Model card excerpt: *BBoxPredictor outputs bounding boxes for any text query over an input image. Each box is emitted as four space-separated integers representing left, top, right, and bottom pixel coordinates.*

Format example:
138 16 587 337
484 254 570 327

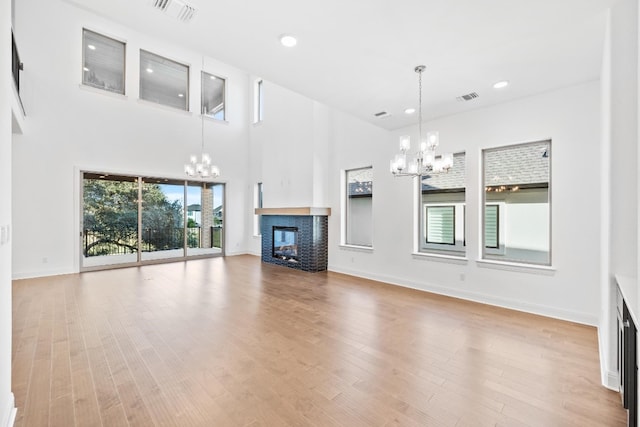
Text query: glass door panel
141 178 185 261
82 173 139 268
186 182 224 256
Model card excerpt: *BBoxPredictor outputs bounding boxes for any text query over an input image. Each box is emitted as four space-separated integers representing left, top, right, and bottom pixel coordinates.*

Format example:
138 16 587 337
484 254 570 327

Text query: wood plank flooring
12 255 626 426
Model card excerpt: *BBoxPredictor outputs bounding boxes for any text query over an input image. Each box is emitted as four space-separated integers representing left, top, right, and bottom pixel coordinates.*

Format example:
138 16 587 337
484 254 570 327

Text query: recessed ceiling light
210 75 217 80
87 44 96 50
280 34 297 47
178 93 184 97
83 67 89 72
404 108 416 114
146 68 154 73
493 80 509 89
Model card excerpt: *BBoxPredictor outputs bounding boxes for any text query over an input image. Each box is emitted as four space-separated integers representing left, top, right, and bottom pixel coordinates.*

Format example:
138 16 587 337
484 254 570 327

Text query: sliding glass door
141 178 185 262
80 172 225 270
186 182 224 256
82 173 139 268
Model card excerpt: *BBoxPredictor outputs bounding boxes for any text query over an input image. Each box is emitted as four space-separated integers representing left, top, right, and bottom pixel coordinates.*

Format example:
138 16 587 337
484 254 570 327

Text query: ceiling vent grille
151 0 170 11
456 92 479 102
374 111 391 118
175 3 196 22
150 0 197 23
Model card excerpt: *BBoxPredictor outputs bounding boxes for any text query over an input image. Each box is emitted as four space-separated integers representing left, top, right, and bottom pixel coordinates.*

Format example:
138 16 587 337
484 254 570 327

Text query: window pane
202 71 225 120
254 79 264 122
254 182 263 236
420 152 466 256
141 178 185 261
140 50 189 110
82 29 125 94
483 141 550 265
82 173 138 268
345 167 373 246
485 205 499 248
426 206 455 244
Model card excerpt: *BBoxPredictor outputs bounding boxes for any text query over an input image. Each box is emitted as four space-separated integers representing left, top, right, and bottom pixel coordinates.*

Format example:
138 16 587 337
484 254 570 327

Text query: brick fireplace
256 207 330 272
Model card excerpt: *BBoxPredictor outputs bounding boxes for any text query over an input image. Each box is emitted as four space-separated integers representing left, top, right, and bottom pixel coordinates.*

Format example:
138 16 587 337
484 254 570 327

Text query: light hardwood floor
12 255 626 426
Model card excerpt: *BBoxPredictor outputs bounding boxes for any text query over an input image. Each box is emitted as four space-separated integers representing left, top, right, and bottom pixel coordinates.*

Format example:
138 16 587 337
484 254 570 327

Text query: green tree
83 179 183 256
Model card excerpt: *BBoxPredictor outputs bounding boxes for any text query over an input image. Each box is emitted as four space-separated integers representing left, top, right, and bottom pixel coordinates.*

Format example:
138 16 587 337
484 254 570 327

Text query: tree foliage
83 179 183 256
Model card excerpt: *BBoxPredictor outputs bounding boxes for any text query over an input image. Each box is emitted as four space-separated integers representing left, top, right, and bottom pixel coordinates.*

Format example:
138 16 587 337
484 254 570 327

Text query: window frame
81 28 126 95
481 140 551 266
417 152 466 257
139 49 190 111
254 79 264 123
254 182 263 236
343 166 373 248
201 70 226 120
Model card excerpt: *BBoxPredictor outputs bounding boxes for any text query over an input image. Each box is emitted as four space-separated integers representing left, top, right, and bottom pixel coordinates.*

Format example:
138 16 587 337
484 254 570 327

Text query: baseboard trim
12 267 74 280
328 265 598 326
1 393 16 427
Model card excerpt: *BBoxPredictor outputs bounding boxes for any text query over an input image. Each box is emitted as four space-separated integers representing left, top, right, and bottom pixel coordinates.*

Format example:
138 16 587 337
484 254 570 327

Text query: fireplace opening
273 226 299 262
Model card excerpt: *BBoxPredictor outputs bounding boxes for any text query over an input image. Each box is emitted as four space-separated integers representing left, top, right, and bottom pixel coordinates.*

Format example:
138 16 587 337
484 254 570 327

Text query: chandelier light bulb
399 135 411 152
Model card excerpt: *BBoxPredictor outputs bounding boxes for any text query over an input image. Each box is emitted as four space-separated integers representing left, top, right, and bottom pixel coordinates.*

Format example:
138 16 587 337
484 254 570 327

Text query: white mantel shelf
255 207 331 216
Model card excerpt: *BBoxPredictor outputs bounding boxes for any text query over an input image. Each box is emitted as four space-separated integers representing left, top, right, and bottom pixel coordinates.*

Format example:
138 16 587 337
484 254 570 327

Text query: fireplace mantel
255 207 331 216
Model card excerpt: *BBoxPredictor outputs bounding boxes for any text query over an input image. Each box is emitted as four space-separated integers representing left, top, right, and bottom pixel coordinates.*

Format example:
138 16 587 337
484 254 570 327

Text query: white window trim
253 182 263 237
201 70 227 121
480 140 552 266
81 28 127 96
139 49 191 112
342 166 373 248
253 78 264 123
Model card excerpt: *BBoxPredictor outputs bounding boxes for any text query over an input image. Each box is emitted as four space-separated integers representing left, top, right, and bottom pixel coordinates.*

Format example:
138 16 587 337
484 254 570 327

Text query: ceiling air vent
149 0 197 23
151 0 170 12
456 92 479 102
374 111 391 118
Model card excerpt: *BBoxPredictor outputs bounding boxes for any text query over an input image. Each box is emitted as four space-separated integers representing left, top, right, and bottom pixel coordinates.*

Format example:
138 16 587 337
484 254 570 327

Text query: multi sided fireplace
273 226 299 262
255 208 331 272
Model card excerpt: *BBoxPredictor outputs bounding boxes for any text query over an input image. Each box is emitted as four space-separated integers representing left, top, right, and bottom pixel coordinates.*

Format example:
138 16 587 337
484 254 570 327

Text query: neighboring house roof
422 152 466 192
484 141 550 187
187 204 201 212
422 142 550 192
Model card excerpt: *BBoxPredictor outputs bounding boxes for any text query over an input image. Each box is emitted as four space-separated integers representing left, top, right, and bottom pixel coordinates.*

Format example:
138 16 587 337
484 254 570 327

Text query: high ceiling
62 0 619 130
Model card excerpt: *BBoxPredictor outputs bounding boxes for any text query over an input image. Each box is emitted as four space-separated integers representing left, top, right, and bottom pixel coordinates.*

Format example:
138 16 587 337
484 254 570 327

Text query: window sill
203 114 229 125
412 252 468 265
339 244 373 253
79 83 127 100
252 120 263 127
476 259 555 275
137 98 193 116
253 234 262 239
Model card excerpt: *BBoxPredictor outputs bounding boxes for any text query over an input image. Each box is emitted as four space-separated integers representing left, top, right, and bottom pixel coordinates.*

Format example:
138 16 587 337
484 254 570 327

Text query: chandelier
390 65 453 176
184 92 220 179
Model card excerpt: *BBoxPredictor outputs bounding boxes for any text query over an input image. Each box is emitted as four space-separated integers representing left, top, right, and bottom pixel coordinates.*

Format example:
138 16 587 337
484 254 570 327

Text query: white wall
1 0 16 425
330 81 602 325
12 0 252 278
247 81 333 255
599 0 639 390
